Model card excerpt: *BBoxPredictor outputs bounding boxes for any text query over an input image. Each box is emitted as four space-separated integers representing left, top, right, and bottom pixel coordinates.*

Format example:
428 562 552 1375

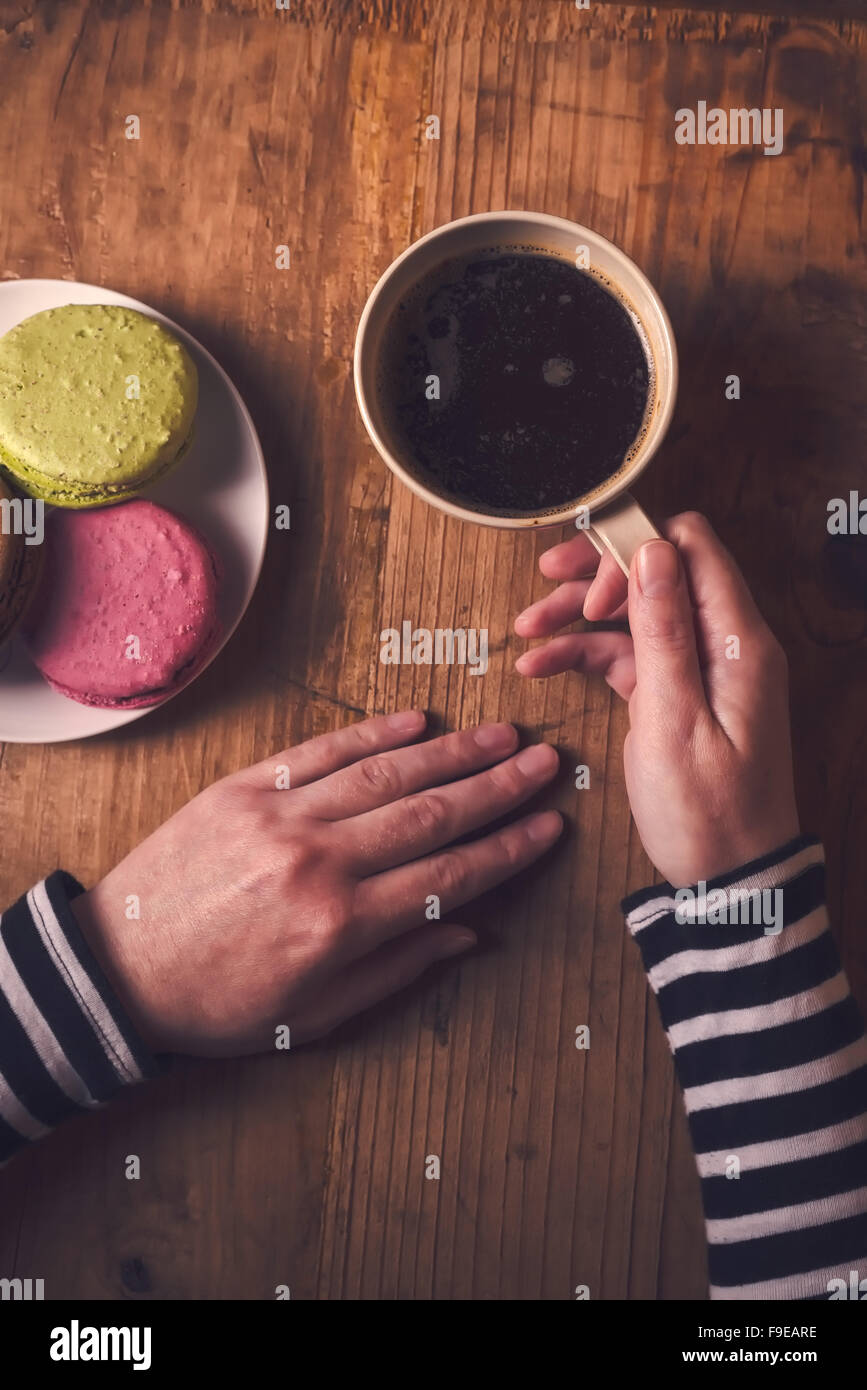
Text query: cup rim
354 210 678 530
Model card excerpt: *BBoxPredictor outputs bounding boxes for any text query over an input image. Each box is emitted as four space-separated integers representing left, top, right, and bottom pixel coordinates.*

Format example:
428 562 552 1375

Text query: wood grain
0 0 864 1300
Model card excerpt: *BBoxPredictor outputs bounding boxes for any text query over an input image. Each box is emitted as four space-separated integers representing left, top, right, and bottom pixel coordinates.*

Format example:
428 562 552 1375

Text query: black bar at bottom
2 1296 862 1377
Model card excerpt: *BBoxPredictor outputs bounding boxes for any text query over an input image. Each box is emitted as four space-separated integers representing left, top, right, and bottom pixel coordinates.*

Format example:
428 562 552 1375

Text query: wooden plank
0 0 864 1302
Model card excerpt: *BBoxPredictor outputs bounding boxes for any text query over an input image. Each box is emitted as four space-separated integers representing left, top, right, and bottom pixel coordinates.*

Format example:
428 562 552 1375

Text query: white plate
0 280 269 744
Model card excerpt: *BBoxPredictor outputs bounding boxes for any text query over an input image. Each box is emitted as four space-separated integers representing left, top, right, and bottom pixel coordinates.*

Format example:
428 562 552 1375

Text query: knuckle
488 759 525 797
281 834 318 878
314 892 349 942
353 719 385 753
672 509 710 537
451 729 482 766
242 799 284 849
357 754 402 798
223 776 262 811
643 610 694 652
434 849 467 900
500 826 526 869
404 791 449 838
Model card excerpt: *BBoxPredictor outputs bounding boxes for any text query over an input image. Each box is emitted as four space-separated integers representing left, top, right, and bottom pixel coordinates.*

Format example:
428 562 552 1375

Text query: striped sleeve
622 834 867 1300
0 871 160 1166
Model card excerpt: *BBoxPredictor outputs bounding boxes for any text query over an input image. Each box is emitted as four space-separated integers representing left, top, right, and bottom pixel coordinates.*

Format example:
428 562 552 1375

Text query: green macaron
0 304 198 507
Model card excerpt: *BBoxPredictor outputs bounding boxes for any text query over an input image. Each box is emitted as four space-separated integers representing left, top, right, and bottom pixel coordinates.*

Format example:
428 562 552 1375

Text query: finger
662 511 770 666
515 579 625 638
628 538 707 727
515 632 636 699
538 532 601 581
289 925 476 1042
238 709 428 790
353 809 563 950
515 581 588 637
299 721 520 820
659 511 788 736
342 741 560 872
582 550 629 622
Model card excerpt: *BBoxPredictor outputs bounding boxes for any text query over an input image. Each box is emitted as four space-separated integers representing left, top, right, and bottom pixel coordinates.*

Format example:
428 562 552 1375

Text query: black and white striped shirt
624 834 867 1299
0 870 158 1162
1 839 865 1298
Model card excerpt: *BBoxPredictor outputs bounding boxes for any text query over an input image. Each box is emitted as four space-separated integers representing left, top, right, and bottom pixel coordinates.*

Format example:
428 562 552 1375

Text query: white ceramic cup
354 211 678 575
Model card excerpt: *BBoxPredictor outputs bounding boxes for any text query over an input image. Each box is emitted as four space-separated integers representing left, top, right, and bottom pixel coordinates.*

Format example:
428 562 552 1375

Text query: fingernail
514 654 531 675
526 810 563 842
637 540 678 597
474 722 515 749
582 577 600 618
515 743 557 774
514 606 535 632
441 931 476 956
388 710 425 731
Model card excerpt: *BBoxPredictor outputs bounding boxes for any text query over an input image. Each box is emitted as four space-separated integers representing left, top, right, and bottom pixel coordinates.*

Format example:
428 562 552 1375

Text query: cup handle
585 492 661 578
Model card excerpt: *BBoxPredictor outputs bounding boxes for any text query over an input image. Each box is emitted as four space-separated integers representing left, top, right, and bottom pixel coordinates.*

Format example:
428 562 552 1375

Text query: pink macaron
24 500 220 708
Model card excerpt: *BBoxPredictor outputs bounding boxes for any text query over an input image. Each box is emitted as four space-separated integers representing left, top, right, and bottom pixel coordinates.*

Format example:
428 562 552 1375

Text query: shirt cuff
622 833 825 948
0 870 161 1164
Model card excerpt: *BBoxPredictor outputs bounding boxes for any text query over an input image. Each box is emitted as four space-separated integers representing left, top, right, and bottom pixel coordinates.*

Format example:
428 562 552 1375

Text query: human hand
514 512 800 886
72 712 562 1056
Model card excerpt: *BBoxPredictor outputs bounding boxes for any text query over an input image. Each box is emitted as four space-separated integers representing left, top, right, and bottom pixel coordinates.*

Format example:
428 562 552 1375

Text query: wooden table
1 0 865 1301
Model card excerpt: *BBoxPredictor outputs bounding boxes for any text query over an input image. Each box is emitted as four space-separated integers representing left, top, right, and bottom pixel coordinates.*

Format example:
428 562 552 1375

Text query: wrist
678 817 802 887
624 830 818 917
641 794 801 887
71 886 165 1055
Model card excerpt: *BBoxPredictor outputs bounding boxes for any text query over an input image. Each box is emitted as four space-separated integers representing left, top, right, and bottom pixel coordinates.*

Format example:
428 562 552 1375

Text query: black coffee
377 247 653 514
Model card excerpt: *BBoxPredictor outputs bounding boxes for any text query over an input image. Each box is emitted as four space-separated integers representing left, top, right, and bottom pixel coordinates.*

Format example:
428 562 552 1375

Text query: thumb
628 539 707 722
